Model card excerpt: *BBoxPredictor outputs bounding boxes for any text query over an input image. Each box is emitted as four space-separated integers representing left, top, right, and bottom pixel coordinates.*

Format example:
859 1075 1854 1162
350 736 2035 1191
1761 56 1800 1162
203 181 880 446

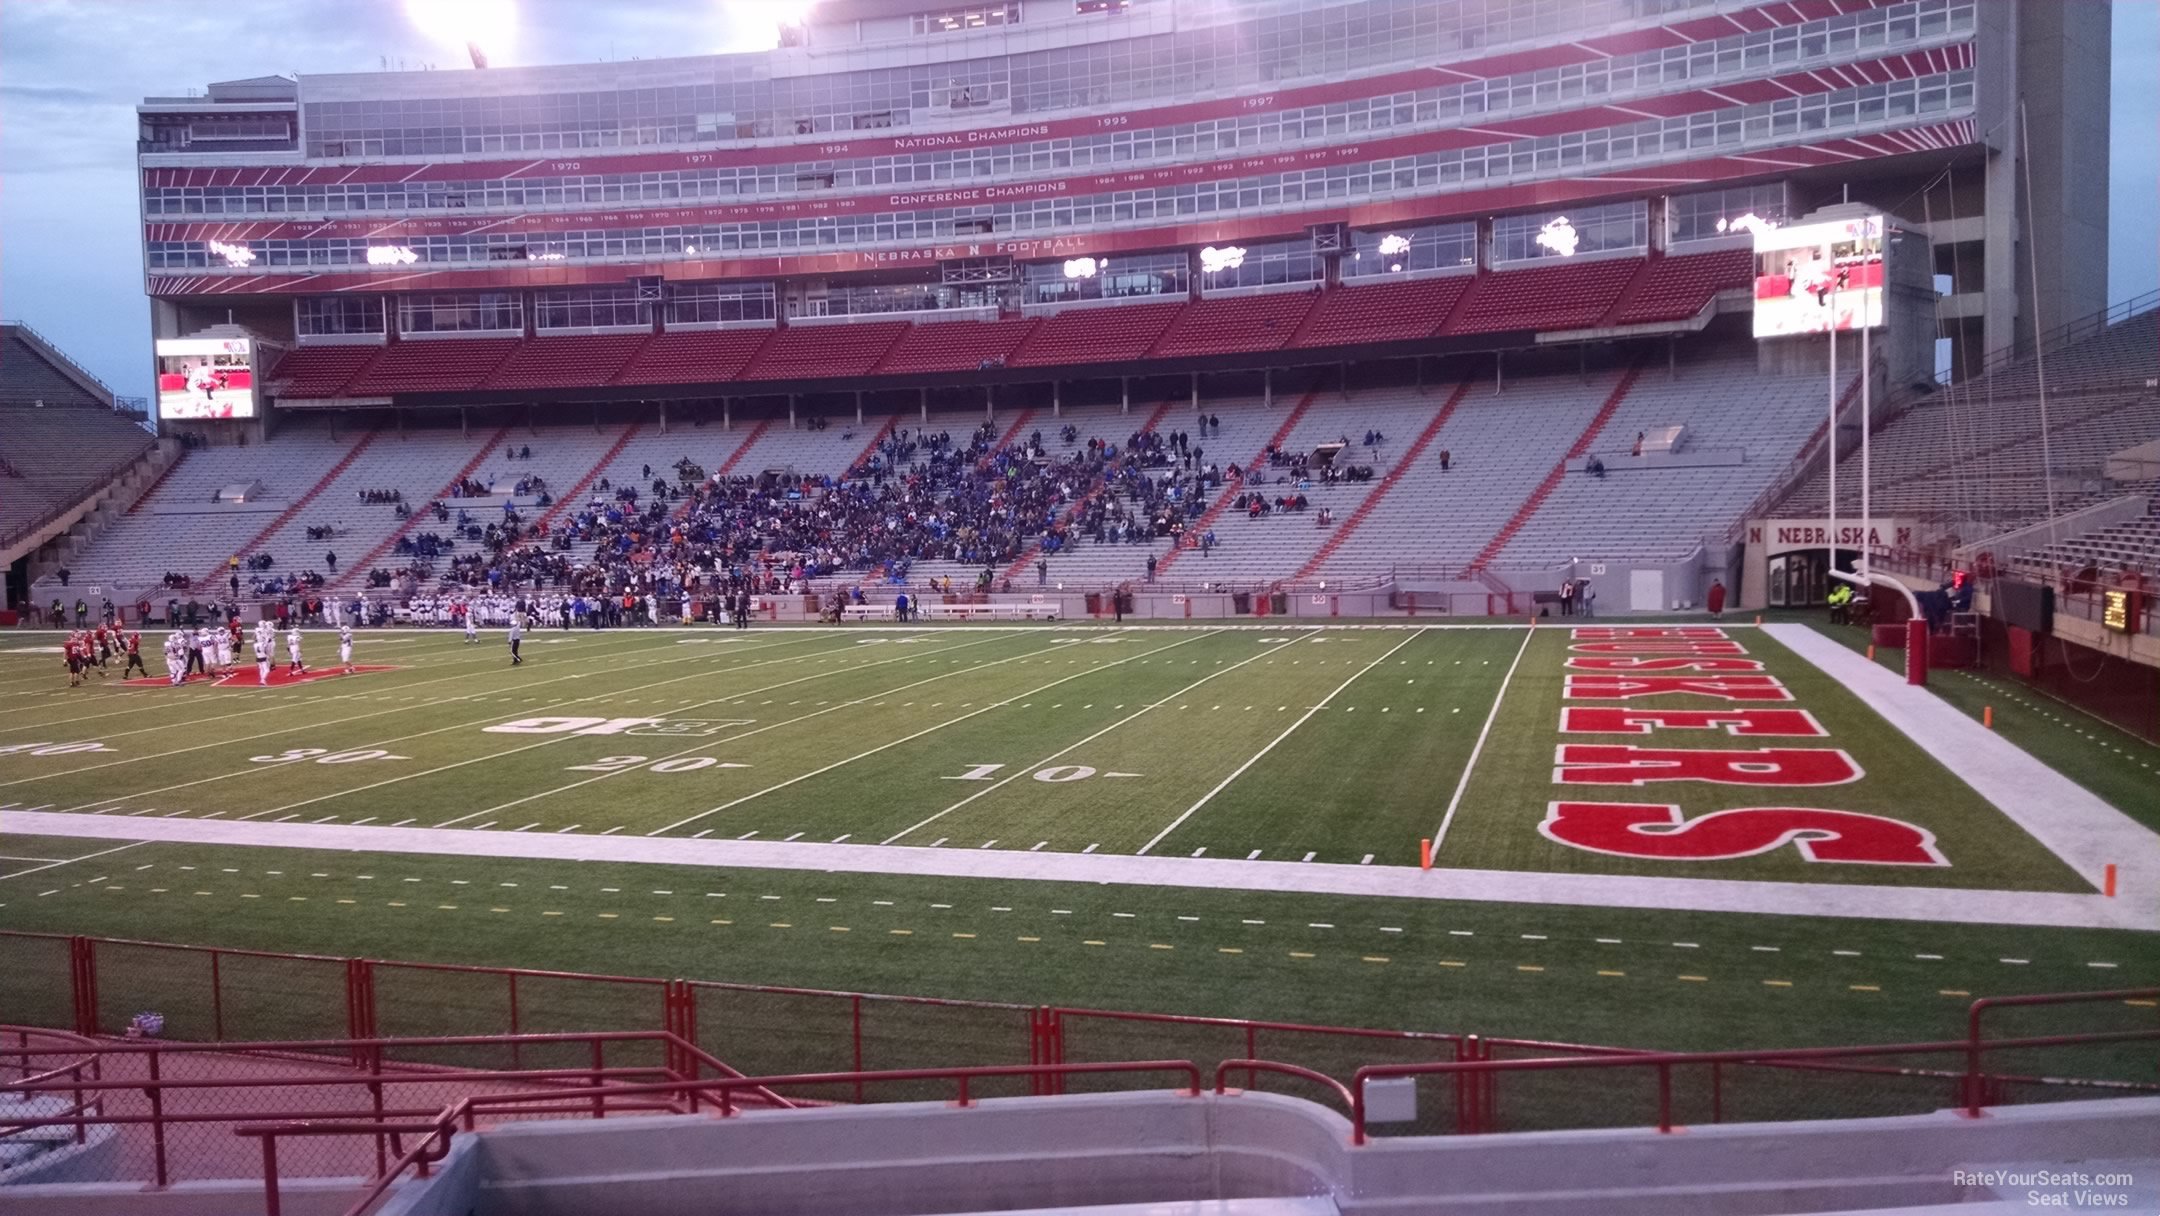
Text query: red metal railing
1348 1027 2160 1144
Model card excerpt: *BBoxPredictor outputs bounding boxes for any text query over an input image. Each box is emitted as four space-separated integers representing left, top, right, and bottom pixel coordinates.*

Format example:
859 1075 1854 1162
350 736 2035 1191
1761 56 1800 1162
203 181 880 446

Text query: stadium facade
135 0 2108 429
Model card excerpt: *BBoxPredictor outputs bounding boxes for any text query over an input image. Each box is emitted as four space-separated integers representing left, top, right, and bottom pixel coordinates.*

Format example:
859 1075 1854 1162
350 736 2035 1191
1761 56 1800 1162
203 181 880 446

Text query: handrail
1348 1027 2160 1144
1211 1059 1355 1114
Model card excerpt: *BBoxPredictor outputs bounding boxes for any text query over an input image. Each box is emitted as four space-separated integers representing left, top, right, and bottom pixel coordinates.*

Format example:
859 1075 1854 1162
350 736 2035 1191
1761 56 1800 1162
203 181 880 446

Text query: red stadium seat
1291 276 1473 349
1148 290 1319 358
1447 259 1644 336
264 345 381 399
1611 248 1753 326
875 317 1040 375
740 321 909 381
1007 300 1186 367
343 338 523 395
611 330 770 387
485 334 652 390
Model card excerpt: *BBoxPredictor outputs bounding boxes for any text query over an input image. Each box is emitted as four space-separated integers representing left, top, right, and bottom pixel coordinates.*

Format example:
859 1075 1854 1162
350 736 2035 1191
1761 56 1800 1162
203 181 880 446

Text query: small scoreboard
2100 588 2139 635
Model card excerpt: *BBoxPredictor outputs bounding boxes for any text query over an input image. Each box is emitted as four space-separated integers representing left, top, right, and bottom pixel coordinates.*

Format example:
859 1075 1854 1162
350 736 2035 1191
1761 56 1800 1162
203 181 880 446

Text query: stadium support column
1052 381 1061 418
659 401 669 435
1190 372 1199 416
920 389 928 426
855 391 863 427
1121 377 1130 415
723 398 731 431
1264 368 1273 409
985 385 993 423
789 395 797 429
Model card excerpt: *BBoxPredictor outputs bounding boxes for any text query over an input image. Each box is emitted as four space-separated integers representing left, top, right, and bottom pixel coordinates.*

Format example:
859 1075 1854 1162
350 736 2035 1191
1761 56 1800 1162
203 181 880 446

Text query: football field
2 620 2155 1054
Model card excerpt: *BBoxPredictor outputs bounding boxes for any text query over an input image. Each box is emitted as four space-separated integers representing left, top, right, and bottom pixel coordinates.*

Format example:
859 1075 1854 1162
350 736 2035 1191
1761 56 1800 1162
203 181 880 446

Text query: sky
1 0 2154 406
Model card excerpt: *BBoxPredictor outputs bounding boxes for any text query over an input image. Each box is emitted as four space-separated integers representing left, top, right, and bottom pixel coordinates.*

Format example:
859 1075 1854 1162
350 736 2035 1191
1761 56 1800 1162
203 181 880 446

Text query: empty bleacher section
1008 302 1184 367
610 330 767 387
1611 248 1754 326
1 323 163 580
1494 350 1839 563
344 338 521 395
263 345 379 399
1291 276 1471 349
484 334 649 391
1782 308 2160 529
875 317 1039 375
741 321 908 380
2006 502 2160 582
1148 290 1317 358
1450 259 1644 335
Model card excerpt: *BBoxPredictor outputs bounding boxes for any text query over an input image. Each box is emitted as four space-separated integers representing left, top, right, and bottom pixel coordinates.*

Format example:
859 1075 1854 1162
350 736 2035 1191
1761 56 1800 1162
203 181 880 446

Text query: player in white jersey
254 631 272 685
285 624 304 674
339 623 354 672
212 624 233 673
164 631 187 686
463 603 479 643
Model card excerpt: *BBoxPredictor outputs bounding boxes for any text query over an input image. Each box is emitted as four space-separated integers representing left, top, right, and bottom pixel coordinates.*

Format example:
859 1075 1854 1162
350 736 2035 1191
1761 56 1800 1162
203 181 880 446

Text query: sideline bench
919 602 1060 621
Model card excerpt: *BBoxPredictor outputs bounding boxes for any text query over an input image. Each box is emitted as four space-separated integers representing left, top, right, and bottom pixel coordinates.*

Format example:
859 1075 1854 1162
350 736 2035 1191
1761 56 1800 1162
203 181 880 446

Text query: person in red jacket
1706 578 1727 620
121 631 148 678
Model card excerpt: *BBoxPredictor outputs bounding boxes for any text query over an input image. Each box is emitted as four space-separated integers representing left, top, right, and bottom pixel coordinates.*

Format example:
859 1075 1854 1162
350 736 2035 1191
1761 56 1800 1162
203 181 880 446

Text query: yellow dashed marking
829 926 850 933
1083 940 1105 947
1597 970 1626 978
542 911 563 917
1849 984 1880 992
336 899 355 905
1018 936 1040 942
1288 951 1314 959
1149 943 1174 950
1762 980 1792 988
288 896 306 902
710 919 732 925
437 905 458 911
1363 956 1391 965
1438 960 1467 968
2125 999 2156 1008
490 907 510 914
1218 947 1243 954
769 922 792 929
954 932 977 939
1515 964 1543 972
1939 989 1970 997
652 916 674 923
891 929 913 936
386 900 406 907
1677 975 1707 983
240 894 260 900
597 913 618 919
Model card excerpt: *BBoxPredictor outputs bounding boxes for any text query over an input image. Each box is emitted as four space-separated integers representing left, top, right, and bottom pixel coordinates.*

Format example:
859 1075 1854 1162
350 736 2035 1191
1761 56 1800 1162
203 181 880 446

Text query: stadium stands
0 322 162 570
1449 258 1644 335
741 321 909 381
1291 275 1471 349
1008 301 1185 367
1611 248 1754 326
263 344 380 399
344 338 522 396
875 317 1039 375
611 329 768 387
485 334 650 391
2005 503 2160 582
1147 290 1318 358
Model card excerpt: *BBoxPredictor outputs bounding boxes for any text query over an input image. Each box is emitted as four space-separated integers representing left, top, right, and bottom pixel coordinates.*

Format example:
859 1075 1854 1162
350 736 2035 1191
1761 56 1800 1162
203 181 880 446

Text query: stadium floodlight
366 245 420 266
208 240 256 267
1717 212 1779 237
1062 257 1099 279
1376 233 1411 257
718 0 818 52
1199 245 1246 274
527 251 566 261
1534 217 1580 257
404 0 515 67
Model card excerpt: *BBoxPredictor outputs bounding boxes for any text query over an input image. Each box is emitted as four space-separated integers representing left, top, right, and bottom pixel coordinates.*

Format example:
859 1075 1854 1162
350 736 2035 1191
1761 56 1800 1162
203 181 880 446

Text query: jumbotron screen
1752 215 1885 338
155 337 256 420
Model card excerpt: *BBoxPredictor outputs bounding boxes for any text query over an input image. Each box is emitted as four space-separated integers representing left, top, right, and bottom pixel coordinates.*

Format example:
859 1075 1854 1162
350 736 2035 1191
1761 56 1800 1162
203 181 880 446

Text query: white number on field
249 748 410 764
0 741 113 756
941 763 1141 783
564 755 751 774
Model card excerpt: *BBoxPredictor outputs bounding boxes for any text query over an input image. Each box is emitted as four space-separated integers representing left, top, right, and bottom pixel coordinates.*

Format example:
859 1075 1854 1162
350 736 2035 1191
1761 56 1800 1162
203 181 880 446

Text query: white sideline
1428 624 1536 854
2 809 2149 930
1761 623 2160 894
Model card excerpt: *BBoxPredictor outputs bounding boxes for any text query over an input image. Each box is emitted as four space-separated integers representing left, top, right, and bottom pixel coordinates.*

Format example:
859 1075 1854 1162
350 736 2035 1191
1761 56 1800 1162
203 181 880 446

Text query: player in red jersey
63 634 83 687
121 630 148 678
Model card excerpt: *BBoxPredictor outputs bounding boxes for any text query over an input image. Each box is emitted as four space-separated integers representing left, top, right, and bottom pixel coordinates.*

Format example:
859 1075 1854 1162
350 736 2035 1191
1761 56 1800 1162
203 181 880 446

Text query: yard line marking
1246 849 1261 860
556 824 581 834
48 637 842 817
1428 625 1536 854
693 829 712 839
0 840 146 882
323 634 1022 826
1140 630 1424 855
656 630 1192 839
885 631 1272 846
1301 851 1315 862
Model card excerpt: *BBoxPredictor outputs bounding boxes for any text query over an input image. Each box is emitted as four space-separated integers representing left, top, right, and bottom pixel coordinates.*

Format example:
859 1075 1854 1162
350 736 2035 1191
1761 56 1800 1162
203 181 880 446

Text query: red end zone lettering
1553 744 1861 786
1541 801 1947 866
1570 628 1730 640
1564 675 1790 701
1568 641 1750 656
1564 657 1766 672
1559 707 1828 737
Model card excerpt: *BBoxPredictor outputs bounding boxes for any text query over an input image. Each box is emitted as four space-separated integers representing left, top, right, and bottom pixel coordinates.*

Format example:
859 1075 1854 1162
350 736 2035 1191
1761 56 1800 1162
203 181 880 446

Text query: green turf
1439 625 2091 890
2 621 2152 1103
